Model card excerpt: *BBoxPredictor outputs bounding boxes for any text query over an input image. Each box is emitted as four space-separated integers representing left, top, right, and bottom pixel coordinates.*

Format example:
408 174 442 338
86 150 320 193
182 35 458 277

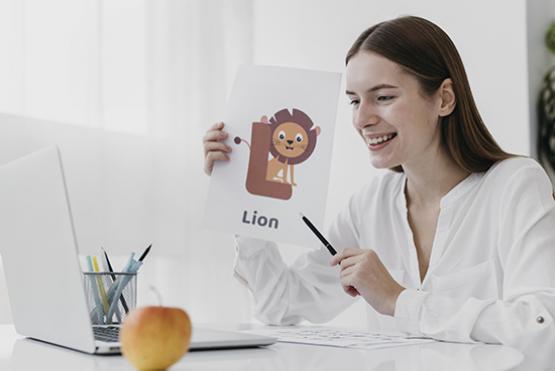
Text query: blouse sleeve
233 193 362 325
393 163 555 354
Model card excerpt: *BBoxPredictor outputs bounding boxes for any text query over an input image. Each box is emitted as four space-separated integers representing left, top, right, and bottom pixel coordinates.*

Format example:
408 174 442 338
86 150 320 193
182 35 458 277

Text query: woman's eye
295 134 304 143
349 99 360 106
377 95 395 102
278 131 286 140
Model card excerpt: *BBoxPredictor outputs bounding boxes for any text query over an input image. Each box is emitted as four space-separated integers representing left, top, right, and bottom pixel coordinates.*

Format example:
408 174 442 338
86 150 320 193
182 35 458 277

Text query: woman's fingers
338 255 361 271
344 285 360 297
209 121 224 130
329 247 363 266
339 269 360 297
204 152 229 175
203 122 230 175
339 265 355 278
203 141 232 157
204 151 229 175
203 122 227 143
203 129 228 143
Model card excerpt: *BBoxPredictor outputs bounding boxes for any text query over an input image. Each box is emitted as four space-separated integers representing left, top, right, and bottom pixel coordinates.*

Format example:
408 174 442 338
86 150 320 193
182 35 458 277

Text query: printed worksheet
243 326 434 350
204 65 341 246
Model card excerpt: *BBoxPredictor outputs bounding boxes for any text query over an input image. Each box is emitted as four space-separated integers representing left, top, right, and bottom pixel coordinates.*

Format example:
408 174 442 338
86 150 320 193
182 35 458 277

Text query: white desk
0 324 544 370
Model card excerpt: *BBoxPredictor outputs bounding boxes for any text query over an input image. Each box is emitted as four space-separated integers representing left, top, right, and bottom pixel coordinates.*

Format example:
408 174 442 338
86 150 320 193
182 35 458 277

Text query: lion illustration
234 108 321 200
266 109 320 186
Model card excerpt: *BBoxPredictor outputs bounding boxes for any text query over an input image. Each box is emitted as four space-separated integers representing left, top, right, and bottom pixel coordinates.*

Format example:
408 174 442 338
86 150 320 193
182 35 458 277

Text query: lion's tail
234 136 250 149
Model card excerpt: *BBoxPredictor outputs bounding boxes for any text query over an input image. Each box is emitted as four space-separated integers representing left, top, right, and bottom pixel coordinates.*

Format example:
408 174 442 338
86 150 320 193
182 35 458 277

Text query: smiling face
345 51 445 170
272 122 309 158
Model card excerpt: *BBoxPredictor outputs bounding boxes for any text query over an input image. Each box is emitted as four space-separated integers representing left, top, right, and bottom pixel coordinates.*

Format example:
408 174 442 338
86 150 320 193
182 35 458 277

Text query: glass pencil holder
83 272 137 325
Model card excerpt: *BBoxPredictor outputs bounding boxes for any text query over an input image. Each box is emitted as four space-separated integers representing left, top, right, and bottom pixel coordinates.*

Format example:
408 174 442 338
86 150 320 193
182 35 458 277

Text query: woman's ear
438 78 456 117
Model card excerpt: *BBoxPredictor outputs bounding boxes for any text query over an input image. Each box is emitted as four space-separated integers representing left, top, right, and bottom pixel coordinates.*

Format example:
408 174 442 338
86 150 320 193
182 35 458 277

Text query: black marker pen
299 212 337 255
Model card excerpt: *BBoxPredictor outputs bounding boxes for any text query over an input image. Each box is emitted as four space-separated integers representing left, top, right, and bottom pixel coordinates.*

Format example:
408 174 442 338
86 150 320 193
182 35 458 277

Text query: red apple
120 306 192 370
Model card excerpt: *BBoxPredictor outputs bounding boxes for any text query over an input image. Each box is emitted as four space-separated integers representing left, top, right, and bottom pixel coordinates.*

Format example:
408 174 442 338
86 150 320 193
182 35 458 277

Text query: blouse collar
396 171 482 211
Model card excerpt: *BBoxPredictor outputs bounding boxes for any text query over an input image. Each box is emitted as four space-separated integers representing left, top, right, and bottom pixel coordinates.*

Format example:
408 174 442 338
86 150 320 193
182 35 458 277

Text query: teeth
368 133 395 145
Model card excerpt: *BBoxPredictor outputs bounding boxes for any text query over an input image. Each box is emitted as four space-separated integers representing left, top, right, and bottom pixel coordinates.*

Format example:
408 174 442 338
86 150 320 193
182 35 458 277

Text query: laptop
0 146 276 354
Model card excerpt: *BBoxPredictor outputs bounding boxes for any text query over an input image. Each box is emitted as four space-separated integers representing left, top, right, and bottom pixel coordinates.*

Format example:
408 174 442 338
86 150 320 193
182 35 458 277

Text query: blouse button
536 316 545 324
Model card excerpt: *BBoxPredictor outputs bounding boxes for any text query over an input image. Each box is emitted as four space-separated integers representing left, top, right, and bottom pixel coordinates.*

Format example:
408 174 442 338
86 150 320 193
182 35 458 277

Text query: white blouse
233 157 555 353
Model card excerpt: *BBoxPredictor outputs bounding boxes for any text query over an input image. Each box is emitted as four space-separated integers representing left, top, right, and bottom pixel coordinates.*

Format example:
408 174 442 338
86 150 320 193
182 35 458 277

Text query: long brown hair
346 16 515 173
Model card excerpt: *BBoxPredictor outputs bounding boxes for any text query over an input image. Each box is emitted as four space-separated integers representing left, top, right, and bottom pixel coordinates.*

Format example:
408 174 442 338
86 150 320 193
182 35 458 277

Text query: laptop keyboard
93 326 120 343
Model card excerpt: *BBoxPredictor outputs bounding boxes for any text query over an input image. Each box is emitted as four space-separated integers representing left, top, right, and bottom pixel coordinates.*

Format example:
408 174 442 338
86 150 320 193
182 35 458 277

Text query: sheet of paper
243 326 434 350
204 65 341 247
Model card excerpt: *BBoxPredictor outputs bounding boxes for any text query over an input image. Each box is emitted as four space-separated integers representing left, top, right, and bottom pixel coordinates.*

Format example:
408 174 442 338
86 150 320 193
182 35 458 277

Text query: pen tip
299 212 305 218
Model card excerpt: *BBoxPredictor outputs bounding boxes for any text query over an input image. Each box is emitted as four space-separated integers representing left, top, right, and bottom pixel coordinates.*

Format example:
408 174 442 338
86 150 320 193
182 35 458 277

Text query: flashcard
204 65 341 247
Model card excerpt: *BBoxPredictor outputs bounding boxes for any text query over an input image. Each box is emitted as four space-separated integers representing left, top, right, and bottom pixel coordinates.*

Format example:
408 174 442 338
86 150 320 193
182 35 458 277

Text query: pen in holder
83 272 137 325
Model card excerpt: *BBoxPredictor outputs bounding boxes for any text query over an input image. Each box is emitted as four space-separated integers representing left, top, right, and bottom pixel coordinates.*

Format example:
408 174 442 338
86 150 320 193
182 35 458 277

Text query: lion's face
272 122 309 159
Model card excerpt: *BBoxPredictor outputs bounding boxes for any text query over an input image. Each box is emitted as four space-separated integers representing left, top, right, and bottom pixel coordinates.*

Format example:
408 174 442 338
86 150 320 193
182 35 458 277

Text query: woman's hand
203 122 232 175
330 248 405 316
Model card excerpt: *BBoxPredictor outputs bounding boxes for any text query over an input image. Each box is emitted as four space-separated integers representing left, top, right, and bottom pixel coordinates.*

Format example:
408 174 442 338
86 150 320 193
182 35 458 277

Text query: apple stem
149 285 163 306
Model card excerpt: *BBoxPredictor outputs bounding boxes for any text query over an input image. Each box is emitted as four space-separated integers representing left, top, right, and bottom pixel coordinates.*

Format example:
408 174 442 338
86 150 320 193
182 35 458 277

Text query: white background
0 0 554 328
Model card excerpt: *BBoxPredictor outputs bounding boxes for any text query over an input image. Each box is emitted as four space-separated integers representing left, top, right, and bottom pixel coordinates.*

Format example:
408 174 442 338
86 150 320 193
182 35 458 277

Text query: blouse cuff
394 288 428 336
233 235 278 291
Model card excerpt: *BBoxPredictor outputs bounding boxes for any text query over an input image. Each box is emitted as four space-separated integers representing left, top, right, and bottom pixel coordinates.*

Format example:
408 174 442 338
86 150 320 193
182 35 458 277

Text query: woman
202 16 555 352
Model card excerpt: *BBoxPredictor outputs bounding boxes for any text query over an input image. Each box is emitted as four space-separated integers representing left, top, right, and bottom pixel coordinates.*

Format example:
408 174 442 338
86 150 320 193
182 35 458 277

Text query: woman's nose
354 103 379 130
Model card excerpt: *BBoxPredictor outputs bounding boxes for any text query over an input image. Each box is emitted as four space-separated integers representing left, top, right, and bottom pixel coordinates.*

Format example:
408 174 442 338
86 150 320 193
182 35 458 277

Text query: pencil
299 213 337 255
92 256 110 314
138 244 152 262
102 248 130 313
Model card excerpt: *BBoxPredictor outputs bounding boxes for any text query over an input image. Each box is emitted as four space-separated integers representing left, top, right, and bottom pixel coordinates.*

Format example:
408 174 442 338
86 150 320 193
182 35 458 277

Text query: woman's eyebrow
368 83 398 92
345 84 399 96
